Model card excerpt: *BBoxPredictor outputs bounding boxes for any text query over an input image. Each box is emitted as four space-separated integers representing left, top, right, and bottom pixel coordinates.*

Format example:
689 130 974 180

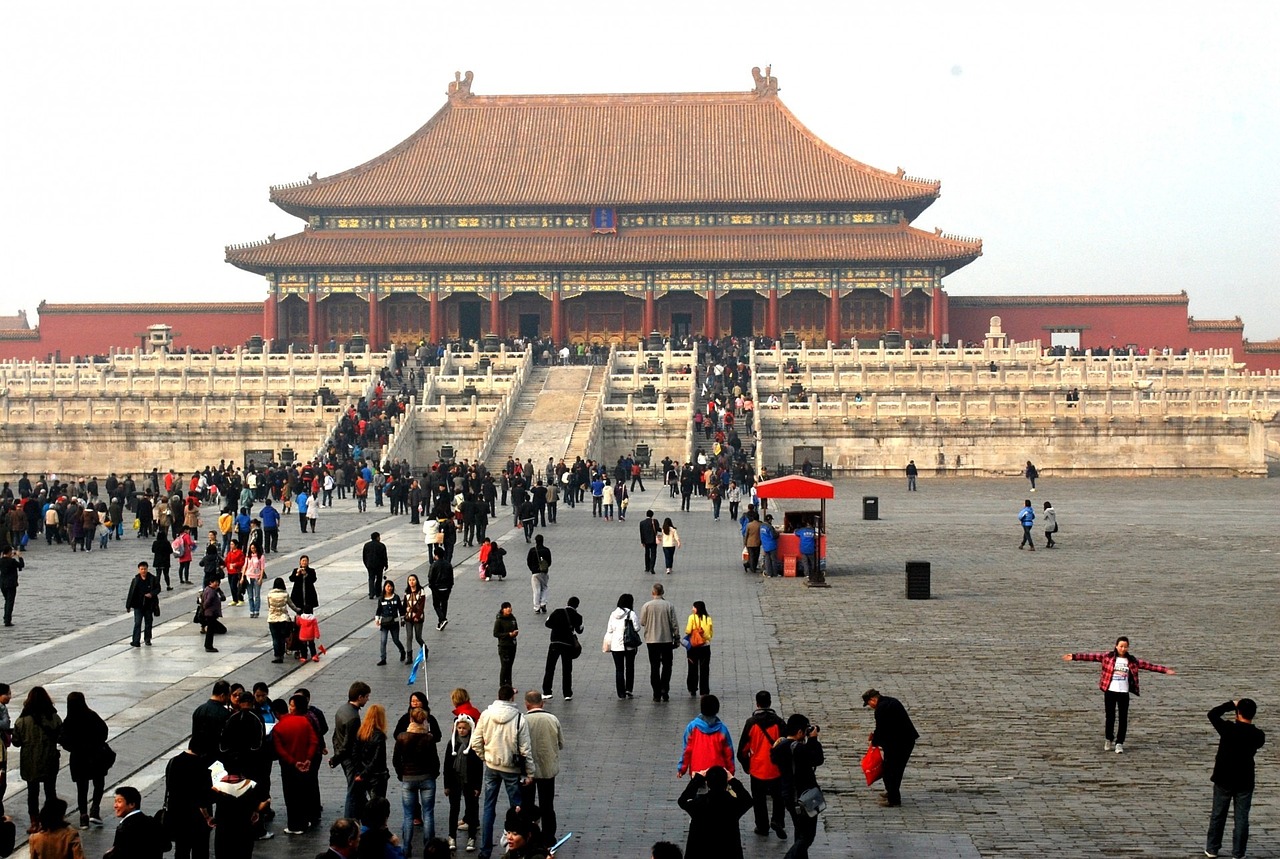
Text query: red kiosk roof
753 475 835 500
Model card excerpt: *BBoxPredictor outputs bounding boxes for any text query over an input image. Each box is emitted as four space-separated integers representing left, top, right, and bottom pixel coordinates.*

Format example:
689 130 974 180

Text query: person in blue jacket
795 522 817 577
760 515 780 578
259 499 281 554
1018 500 1036 551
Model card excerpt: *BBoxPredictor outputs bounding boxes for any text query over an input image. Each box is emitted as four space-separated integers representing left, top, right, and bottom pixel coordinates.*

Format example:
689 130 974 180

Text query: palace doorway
519 313 540 340
670 313 692 342
458 302 482 342
731 299 755 338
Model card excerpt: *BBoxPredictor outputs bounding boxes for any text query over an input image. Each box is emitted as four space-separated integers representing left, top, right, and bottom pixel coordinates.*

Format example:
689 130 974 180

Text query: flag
407 646 427 694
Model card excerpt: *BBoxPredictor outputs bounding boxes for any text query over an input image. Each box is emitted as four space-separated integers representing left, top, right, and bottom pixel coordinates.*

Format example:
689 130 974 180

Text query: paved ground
0 472 1275 858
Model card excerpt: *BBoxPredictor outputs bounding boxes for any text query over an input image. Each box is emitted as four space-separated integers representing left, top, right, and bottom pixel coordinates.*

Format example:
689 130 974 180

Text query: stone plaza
0 470 1275 858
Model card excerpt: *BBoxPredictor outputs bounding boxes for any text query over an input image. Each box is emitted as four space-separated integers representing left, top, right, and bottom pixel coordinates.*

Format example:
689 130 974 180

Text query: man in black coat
0 546 23 627
124 561 160 646
1205 698 1266 859
863 688 919 808
362 532 389 600
104 785 168 859
639 510 659 574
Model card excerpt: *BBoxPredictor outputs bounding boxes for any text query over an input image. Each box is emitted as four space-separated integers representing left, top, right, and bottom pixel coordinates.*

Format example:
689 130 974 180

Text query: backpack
623 613 642 649
171 536 185 555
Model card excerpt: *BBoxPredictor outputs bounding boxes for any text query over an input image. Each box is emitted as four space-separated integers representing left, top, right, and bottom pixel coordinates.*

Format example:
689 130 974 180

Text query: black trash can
862 496 879 520
906 561 931 600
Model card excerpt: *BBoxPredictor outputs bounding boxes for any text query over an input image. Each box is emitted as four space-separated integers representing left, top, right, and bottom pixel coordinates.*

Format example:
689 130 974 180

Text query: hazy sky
4 2 1278 337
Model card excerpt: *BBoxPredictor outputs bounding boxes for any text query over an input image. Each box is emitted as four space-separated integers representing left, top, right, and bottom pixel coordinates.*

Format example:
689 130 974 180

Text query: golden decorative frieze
315 210 890 232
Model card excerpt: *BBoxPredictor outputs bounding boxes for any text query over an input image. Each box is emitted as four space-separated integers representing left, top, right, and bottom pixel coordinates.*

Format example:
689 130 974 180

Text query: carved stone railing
474 349 534 463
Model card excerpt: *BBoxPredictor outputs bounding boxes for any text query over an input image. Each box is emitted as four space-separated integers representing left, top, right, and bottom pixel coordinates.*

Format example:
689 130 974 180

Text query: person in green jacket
13 685 62 832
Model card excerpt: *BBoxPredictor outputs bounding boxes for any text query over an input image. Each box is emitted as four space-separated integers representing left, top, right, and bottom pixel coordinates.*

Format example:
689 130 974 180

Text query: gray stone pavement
0 472 1275 858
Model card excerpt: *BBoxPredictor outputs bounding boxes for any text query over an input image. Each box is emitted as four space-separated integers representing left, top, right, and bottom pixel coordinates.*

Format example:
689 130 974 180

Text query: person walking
542 597 583 701
639 510 659 574
905 460 918 491
1204 698 1265 859
427 546 453 631
150 530 173 591
685 601 714 698
677 693 735 778
737 690 787 839
350 704 391 825
494 603 520 689
266 577 298 663
742 510 761 574
1018 499 1036 550
677 765 753 859
0 545 23 627
199 573 225 653
125 561 160 647
640 583 680 702
526 534 551 615
862 689 919 807
603 594 641 699
13 686 62 833
471 686 534 858
1062 636 1176 754
393 705 441 853
363 532 389 601
403 573 428 663
1025 460 1039 491
1043 501 1058 548
374 579 407 666
522 691 564 843
443 714 482 852
58 691 110 830
771 714 824 859
661 518 682 575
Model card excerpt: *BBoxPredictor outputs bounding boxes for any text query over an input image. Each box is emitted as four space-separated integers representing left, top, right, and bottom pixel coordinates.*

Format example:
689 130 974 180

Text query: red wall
946 294 1280 369
0 304 263 361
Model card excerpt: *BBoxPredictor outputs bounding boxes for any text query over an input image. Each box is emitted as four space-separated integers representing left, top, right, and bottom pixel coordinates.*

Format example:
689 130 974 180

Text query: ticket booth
753 475 833 588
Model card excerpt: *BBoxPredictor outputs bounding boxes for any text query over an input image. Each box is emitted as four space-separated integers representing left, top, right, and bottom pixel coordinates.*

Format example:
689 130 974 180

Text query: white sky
3 2 1278 337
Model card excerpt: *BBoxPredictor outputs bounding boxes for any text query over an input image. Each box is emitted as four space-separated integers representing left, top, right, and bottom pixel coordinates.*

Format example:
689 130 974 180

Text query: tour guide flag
408 646 427 694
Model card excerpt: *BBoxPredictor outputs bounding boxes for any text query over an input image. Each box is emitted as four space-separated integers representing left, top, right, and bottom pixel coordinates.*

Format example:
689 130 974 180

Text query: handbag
741 547 750 563
568 635 583 659
799 786 827 817
861 744 884 786
688 623 707 648
99 742 117 773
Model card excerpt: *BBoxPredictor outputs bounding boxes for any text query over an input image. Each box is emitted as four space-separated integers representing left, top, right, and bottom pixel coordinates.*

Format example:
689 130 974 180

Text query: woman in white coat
602 593 641 699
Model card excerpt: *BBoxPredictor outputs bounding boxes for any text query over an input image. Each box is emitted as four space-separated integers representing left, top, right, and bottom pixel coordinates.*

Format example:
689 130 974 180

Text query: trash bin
862 496 879 520
906 561 931 600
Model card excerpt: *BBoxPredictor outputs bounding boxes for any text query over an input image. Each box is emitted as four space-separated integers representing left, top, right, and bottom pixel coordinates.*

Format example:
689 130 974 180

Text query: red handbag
861 744 884 786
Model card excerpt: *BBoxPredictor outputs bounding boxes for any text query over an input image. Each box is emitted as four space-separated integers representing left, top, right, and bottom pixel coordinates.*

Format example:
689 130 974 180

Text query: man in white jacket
471 685 533 857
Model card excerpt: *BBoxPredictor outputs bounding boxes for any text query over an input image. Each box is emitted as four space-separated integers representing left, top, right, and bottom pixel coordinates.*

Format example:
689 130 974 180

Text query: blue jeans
1207 785 1252 858
480 767 522 856
131 607 153 645
244 579 262 614
400 776 436 849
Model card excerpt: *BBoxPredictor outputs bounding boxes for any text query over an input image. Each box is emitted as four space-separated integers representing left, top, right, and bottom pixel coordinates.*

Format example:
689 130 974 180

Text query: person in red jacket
678 694 735 778
1063 635 1176 754
272 694 319 835
736 690 787 838
450 688 482 724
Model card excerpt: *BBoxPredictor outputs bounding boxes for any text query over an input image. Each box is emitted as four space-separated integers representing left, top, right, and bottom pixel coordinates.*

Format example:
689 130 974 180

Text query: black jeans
646 643 673 699
26 775 56 821
76 774 105 819
1104 690 1129 743
611 649 636 697
432 589 451 625
204 617 226 650
642 543 657 573
543 643 574 698
750 775 786 834
522 776 557 840
686 646 711 696
498 646 516 688
1207 784 1252 859
1 584 14 625
784 801 818 859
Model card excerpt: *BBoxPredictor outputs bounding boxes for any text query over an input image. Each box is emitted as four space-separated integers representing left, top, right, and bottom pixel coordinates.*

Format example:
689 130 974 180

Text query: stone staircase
489 366 550 462
564 365 605 460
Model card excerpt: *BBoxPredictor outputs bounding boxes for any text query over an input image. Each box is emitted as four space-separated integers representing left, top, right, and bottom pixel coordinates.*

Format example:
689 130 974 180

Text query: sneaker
312 655 320 662
440 618 449 630
563 695 572 701
89 817 103 827
1104 740 1114 751
1114 743 1124 754
542 692 553 700
1204 851 1218 858
466 838 476 852
283 828 304 835
449 837 456 849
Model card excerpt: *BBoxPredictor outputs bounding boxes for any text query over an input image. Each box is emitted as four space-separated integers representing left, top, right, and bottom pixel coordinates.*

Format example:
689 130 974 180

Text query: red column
263 291 277 342
941 289 950 344
890 286 903 331
704 287 717 340
429 291 441 343
767 288 779 341
489 290 501 337
307 290 319 347
826 287 840 344
644 289 655 334
930 287 943 343
551 290 563 345
367 286 380 351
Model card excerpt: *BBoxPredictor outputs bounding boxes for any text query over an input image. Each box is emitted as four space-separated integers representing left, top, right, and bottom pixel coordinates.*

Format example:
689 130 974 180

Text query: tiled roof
37 302 263 314
268 84 941 217
1188 318 1243 332
0 313 29 330
225 224 982 274
948 294 1189 307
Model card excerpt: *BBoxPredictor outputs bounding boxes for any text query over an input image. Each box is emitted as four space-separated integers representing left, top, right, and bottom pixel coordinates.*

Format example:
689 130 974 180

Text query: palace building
224 68 983 350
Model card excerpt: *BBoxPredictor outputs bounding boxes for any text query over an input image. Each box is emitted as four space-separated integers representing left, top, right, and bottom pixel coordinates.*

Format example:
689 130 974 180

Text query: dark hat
861 688 881 706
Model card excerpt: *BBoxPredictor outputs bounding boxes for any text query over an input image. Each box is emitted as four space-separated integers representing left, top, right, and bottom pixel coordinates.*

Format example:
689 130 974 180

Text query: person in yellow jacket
685 601 714 697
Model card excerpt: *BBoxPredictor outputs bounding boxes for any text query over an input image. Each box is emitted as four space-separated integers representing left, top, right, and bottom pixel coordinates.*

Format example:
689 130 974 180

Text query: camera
806 724 819 736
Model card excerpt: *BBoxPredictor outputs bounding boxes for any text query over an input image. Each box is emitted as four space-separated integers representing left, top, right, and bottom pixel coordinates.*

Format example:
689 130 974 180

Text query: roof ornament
308 172 319 184
448 70 475 101
751 65 778 97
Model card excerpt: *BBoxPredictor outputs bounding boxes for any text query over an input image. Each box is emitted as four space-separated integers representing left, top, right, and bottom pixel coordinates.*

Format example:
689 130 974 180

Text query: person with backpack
602 594 641 699
737 691 787 839
173 527 196 585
